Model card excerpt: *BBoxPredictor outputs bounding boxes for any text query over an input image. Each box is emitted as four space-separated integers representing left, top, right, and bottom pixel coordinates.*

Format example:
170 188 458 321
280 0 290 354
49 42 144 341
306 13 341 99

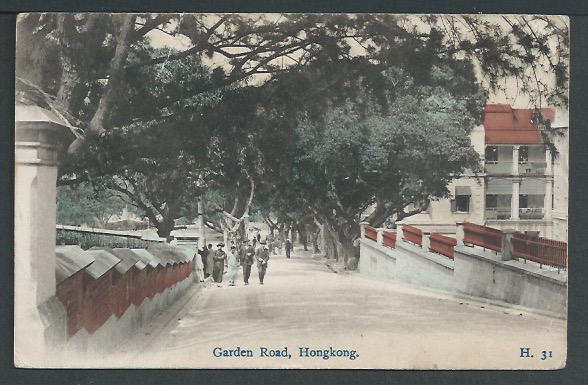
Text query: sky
146 14 569 110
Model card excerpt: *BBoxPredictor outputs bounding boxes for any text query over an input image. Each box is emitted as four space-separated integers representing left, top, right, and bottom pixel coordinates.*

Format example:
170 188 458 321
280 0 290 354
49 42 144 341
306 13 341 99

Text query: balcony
484 161 512 175
519 207 544 219
485 207 512 220
518 161 547 175
485 207 545 220
485 161 547 176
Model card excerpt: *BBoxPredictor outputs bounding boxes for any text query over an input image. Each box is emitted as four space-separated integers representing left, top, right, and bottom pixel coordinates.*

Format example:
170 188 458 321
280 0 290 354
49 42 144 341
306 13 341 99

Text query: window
455 195 470 212
451 186 471 213
485 146 498 163
519 194 528 208
486 195 498 208
518 146 529 163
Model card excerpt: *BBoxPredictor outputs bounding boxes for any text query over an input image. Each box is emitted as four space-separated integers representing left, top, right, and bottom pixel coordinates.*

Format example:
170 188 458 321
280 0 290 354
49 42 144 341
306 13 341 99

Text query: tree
16 14 568 253
18 14 568 152
269 61 485 267
57 182 136 227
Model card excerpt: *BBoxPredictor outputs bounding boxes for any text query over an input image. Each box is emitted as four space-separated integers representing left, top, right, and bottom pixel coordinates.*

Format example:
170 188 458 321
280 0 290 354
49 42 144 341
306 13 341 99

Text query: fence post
456 222 465 246
501 229 516 261
422 231 431 251
360 222 369 238
376 228 384 245
396 221 404 243
15 106 73 362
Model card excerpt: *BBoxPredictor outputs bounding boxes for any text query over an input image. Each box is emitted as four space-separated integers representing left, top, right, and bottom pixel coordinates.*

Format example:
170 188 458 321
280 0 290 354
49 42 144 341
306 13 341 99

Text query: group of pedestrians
197 237 289 287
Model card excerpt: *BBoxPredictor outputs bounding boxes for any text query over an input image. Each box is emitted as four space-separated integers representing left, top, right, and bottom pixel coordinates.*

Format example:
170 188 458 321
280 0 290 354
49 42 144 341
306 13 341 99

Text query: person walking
204 243 214 279
241 239 255 285
213 243 226 287
285 238 292 259
256 240 270 284
227 245 240 286
195 247 205 282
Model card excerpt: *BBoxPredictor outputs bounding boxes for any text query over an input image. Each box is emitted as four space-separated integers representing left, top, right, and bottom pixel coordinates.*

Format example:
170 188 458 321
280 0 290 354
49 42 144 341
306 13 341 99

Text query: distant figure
227 245 240 286
267 234 275 255
204 243 214 279
277 237 283 255
285 239 292 259
256 232 261 243
241 239 255 285
213 243 226 287
256 240 270 284
195 248 205 282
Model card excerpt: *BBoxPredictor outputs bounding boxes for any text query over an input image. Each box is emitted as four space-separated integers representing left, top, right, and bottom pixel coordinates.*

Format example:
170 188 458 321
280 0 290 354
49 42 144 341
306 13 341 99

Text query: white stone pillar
15 106 73 364
376 228 384 245
511 178 520 220
422 231 431 251
512 145 520 175
360 221 369 238
544 177 553 220
396 221 404 242
545 146 553 176
455 222 465 246
501 229 517 261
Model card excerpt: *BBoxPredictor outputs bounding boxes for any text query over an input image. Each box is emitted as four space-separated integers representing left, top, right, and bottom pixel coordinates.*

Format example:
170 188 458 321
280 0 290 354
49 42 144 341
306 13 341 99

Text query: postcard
14 13 568 369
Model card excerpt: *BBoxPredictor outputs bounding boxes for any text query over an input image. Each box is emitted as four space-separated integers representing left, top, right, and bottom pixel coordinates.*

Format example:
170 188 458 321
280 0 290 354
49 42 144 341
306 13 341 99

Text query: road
107 247 566 369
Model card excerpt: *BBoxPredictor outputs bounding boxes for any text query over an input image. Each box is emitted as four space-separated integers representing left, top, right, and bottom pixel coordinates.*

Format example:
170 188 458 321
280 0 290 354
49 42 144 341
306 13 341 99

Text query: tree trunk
68 14 137 154
365 199 394 228
323 218 359 270
278 223 284 245
56 15 81 112
312 226 321 253
300 230 308 251
156 216 176 242
322 225 338 260
223 230 229 254
283 225 291 244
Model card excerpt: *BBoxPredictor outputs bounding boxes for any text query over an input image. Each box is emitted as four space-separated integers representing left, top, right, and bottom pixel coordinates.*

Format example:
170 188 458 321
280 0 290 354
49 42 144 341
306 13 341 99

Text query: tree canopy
16 13 569 261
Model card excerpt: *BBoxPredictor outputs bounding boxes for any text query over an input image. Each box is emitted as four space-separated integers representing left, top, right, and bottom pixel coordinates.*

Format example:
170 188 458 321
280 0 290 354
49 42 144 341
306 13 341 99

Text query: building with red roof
402 104 568 242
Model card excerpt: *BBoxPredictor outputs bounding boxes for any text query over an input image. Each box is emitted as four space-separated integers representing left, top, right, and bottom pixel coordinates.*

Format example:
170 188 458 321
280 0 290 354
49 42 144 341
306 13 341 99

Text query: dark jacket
241 245 255 266
213 249 226 265
256 247 270 268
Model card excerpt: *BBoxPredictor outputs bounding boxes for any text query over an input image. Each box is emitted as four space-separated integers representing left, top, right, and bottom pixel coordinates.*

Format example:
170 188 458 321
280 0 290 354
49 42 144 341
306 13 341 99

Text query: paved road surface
107 248 566 369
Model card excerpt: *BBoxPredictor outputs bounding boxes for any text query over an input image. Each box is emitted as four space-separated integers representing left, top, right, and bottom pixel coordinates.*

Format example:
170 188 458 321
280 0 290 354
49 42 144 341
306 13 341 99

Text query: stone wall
53 244 195 354
359 224 567 317
453 246 567 314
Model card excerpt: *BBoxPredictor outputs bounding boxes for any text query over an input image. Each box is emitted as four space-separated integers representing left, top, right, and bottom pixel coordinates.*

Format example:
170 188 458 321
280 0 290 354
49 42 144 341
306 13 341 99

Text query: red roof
482 104 555 144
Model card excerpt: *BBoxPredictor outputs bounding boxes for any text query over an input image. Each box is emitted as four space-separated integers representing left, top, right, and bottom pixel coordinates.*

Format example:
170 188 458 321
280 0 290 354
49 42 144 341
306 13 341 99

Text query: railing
382 231 396 249
484 161 512 174
57 225 165 249
519 207 544 220
463 222 502 252
485 161 547 175
485 207 512 220
518 161 546 175
511 233 567 270
364 226 377 241
429 233 457 259
402 224 422 247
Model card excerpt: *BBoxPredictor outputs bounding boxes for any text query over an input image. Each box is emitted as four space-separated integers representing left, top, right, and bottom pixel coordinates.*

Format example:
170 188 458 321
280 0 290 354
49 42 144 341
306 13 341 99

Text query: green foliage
57 182 138 226
18 13 568 247
272 60 485 239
